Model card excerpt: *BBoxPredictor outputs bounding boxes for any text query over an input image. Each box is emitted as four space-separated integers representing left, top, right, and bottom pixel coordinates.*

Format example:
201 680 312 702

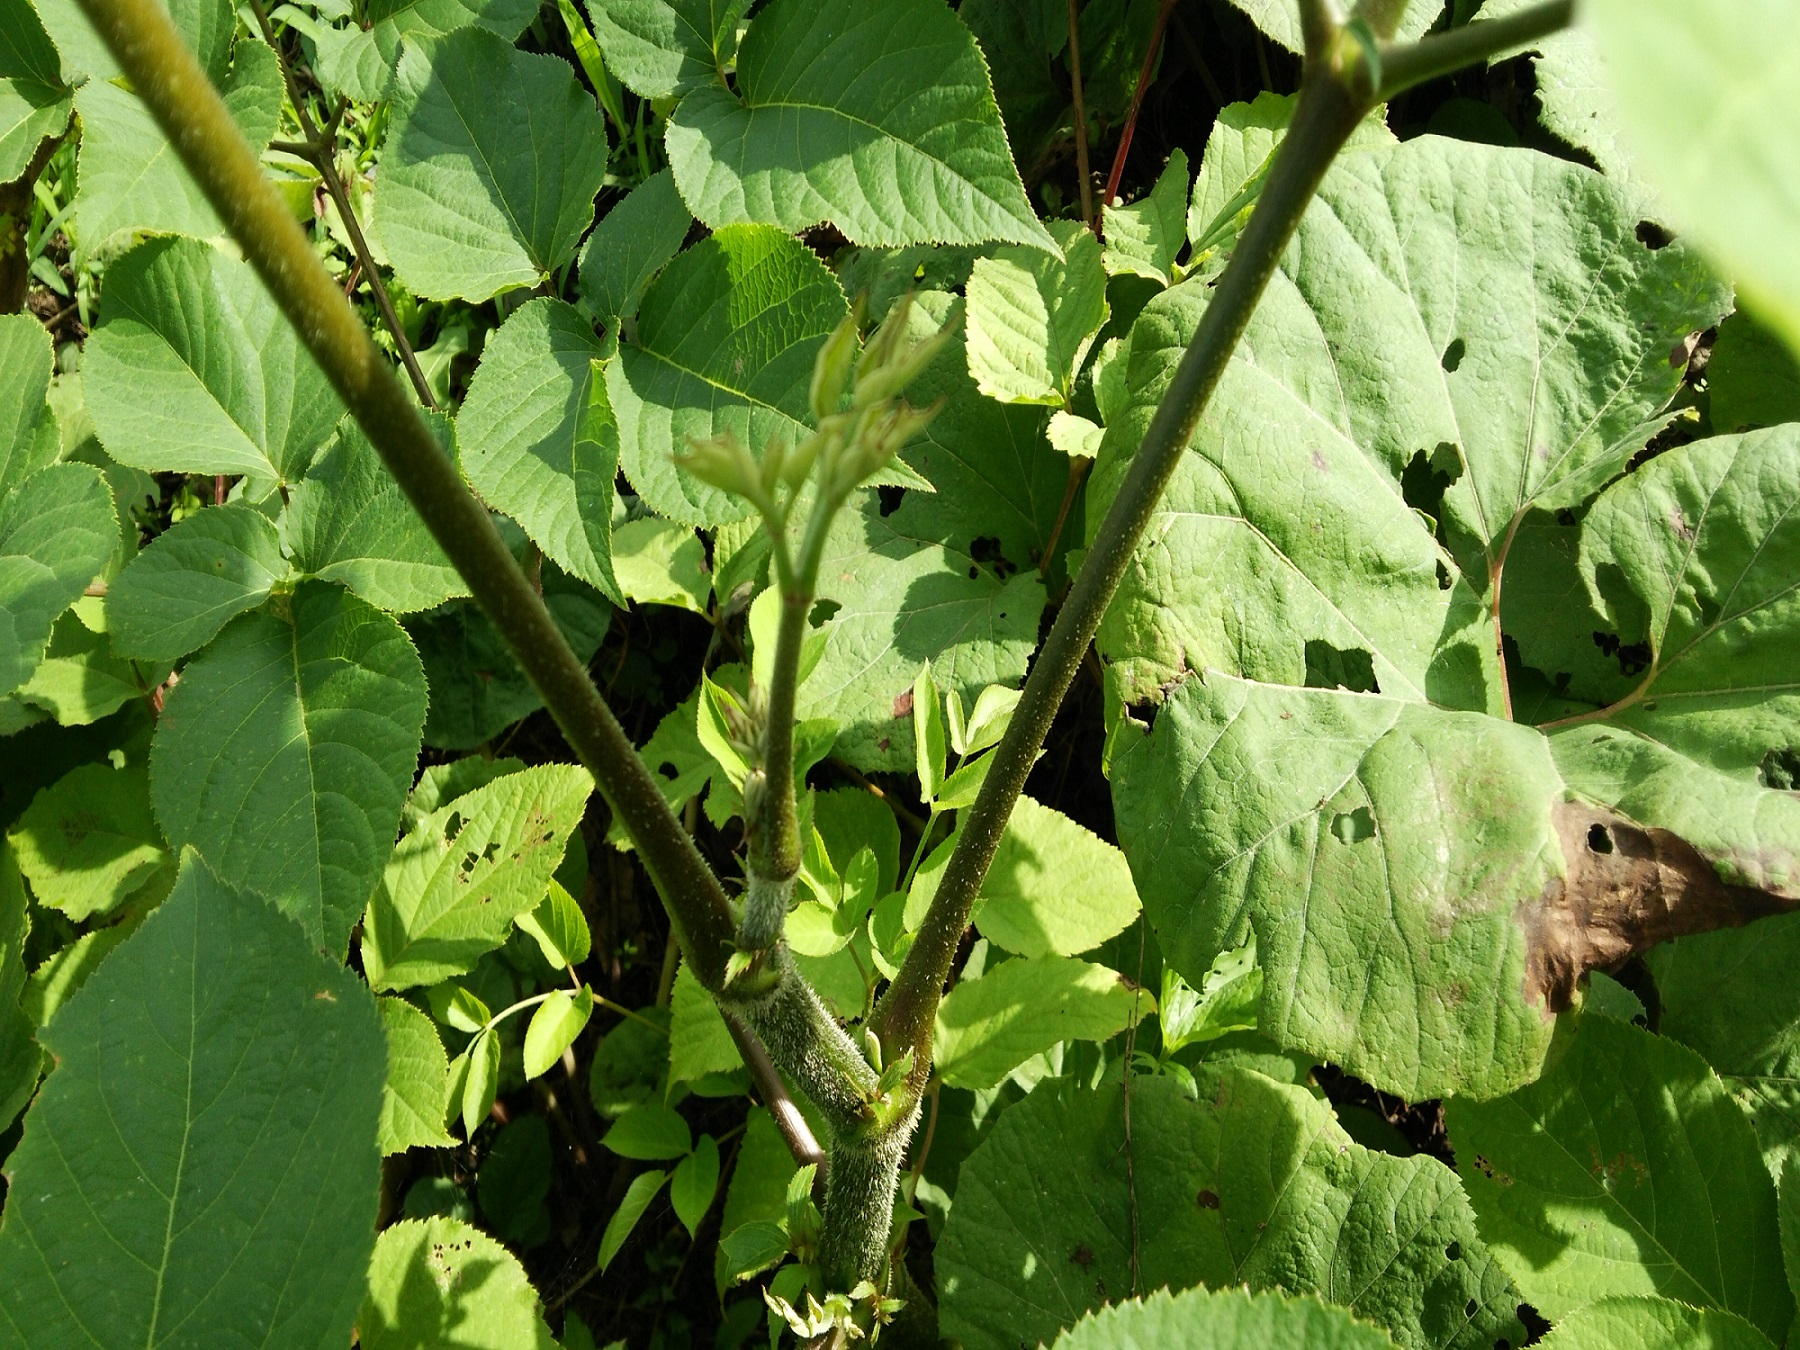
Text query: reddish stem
1101 0 1176 217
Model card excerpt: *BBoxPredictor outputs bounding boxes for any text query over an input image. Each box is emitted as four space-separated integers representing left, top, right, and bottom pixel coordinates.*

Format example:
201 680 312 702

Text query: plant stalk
1376 0 1575 97
74 0 741 989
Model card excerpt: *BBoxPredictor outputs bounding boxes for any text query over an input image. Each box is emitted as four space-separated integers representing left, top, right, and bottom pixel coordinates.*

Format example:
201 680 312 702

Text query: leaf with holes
358 1216 558 1349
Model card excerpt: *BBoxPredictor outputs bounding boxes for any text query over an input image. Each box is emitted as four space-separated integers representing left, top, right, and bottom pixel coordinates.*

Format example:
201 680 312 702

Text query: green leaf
0 0 70 184
973 795 1139 958
84 237 346 481
1111 673 1567 1100
937 1069 1523 1350
934 954 1150 1090
377 994 457 1153
151 580 428 954
1534 1297 1777 1350
603 1102 693 1160
105 501 286 662
1709 309 1800 434
671 1132 721 1238
1585 0 1800 354
1160 940 1261 1053
578 168 693 331
588 1004 670 1118
20 912 144 1027
1648 912 1800 1174
1221 0 1439 52
1446 1014 1793 1339
14 609 159 727
0 856 385 1350
718 1218 789 1282
311 0 538 103
668 959 742 1084
524 986 593 1078
0 841 40 1131
285 419 469 614
71 37 283 253
664 0 1055 252
0 309 58 499
799 493 1044 772
912 659 945 801
959 0 1069 171
586 0 748 98
457 1025 500 1135
608 224 848 526
1102 148 1189 286
478 1115 553 1248
0 462 117 697
966 219 1107 406
428 980 492 1033
458 300 621 602
612 515 710 612
598 1169 669 1271
1186 92 1302 261
361 762 594 990
375 28 609 302
6 759 168 920
516 878 592 969
358 1216 558 1349
1052 1286 1399 1350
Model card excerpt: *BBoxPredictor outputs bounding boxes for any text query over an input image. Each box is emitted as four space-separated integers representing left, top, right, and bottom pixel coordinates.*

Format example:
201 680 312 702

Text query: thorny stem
247 0 437 408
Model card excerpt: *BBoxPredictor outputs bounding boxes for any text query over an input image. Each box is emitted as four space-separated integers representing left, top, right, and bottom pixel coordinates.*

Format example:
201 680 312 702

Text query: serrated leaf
20 911 144 1027
1112 674 1567 1100
664 0 1055 252
599 1169 668 1271
799 493 1044 771
1534 1296 1777 1350
311 0 538 102
0 857 385 1350
361 762 594 990
523 987 593 1078
671 1132 721 1238
375 28 609 302
933 954 1149 1090
285 418 469 614
0 311 58 499
586 0 748 99
668 959 741 1085
427 980 491 1033
959 0 1069 171
84 237 346 481
106 501 287 662
0 462 117 697
377 994 457 1153
151 580 427 954
578 168 693 331
938 1069 1523 1350
458 1026 500 1135
0 841 40 1132
458 300 621 602
603 1102 692 1160
0 0 70 184
15 609 159 727
71 36 283 253
966 219 1106 406
1052 1286 1399 1350
973 795 1139 958
612 515 710 611
1584 0 1800 354
516 878 592 969
7 759 168 920
719 1218 789 1282
912 659 945 800
358 1216 558 1349
608 224 848 526
1447 1014 1792 1339
1103 148 1189 285
1220 0 1440 53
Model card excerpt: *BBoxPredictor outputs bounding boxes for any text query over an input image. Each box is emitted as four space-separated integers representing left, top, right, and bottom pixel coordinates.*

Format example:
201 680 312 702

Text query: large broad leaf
1103 148 1189 287
1112 673 1566 1099
937 1069 1523 1350
105 501 287 662
1648 911 1800 1176
150 580 427 954
1447 1014 1793 1340
608 224 847 525
1585 0 1800 354
358 1216 558 1349
458 299 621 602
1053 1287 1398 1350
361 762 594 990
664 0 1055 252
376 995 456 1153
1534 1297 1778 1350
311 0 538 102
0 462 116 698
72 37 283 254
0 842 39 1132
6 759 168 921
285 419 469 614
972 795 1140 958
799 493 1044 772
586 0 748 98
375 28 609 302
84 237 346 483
1094 136 1725 710
578 168 693 333
0 313 57 496
966 219 1107 406
933 954 1148 1089
0 857 385 1350
0 0 69 184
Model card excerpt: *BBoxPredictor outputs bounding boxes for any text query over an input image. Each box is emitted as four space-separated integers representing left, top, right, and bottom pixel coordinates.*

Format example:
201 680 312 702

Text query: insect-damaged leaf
359 1216 558 1349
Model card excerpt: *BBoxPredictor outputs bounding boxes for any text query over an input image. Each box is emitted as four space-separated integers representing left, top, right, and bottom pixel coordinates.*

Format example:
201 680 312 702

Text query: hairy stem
75 0 741 988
